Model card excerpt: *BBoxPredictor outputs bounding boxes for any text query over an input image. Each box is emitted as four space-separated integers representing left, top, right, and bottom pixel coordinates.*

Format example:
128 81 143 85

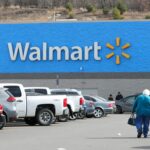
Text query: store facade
0 21 150 98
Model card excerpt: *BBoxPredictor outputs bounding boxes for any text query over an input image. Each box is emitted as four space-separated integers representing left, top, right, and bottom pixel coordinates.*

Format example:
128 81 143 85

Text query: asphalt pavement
0 114 149 150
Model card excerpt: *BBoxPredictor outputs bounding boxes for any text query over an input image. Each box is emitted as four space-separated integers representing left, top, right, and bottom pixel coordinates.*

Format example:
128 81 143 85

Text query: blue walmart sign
0 21 150 73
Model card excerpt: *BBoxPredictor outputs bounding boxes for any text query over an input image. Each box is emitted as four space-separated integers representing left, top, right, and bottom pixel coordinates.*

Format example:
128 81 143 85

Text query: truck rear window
4 86 22 97
25 89 47 95
51 91 79 96
51 91 67 95
67 92 79 96
34 89 47 95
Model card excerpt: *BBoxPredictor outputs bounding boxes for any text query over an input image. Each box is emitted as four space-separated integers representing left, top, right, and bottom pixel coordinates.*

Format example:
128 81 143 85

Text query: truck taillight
63 98 67 107
108 103 113 108
7 96 16 102
80 98 85 105
0 104 3 113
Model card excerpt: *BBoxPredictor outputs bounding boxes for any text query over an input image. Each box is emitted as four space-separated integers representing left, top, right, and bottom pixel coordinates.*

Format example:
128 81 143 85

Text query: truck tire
0 115 6 130
69 113 78 120
77 110 86 119
51 117 57 124
57 115 69 122
36 108 54 126
24 117 37 126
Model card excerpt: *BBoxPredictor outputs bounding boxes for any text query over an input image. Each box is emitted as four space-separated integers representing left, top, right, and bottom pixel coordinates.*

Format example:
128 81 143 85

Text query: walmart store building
0 21 150 98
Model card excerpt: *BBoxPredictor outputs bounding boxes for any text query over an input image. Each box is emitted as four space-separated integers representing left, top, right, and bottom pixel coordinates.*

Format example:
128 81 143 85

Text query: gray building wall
1 78 150 99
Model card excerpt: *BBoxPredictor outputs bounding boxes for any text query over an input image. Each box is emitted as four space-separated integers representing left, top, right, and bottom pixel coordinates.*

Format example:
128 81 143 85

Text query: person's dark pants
135 116 150 137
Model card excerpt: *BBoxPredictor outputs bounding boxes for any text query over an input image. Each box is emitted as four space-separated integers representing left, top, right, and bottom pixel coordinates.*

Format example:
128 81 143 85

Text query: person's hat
143 89 150 96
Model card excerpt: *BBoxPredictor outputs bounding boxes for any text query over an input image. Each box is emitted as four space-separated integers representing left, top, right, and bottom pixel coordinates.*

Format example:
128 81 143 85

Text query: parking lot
0 114 149 150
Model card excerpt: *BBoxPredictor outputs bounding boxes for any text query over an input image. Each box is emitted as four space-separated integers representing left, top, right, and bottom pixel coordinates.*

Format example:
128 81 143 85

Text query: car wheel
116 106 123 114
36 108 54 126
24 117 37 126
94 108 104 118
69 113 78 120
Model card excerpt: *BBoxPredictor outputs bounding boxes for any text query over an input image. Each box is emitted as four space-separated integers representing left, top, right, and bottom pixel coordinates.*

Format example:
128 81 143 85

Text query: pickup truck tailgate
26 95 67 116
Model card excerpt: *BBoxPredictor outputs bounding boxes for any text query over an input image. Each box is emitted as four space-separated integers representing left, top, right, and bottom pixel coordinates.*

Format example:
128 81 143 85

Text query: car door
123 96 136 112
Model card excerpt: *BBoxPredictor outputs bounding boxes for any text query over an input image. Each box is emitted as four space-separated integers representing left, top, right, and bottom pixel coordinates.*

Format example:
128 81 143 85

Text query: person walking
132 89 150 138
115 92 123 101
108 94 114 101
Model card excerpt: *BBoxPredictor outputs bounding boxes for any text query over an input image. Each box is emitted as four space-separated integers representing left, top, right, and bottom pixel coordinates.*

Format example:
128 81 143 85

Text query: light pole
80 66 86 92
56 74 59 88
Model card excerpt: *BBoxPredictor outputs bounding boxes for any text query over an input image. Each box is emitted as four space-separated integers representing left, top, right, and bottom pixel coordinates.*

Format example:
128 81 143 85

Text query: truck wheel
69 113 78 120
51 117 57 124
0 123 4 130
36 108 54 126
24 117 37 126
0 115 6 130
57 116 68 122
77 110 86 119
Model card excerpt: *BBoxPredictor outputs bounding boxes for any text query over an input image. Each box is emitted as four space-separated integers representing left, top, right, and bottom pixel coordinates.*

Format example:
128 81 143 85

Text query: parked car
0 83 69 126
0 88 17 123
75 100 95 119
0 104 5 130
94 96 116 113
115 94 139 114
84 100 95 117
25 87 85 120
83 95 114 118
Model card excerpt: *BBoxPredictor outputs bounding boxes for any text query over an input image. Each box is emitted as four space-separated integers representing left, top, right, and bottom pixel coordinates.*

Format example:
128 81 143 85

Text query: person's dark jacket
132 94 150 117
115 94 123 100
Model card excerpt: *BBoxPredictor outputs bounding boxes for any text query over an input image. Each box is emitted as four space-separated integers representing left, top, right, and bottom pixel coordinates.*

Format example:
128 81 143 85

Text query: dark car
115 94 140 114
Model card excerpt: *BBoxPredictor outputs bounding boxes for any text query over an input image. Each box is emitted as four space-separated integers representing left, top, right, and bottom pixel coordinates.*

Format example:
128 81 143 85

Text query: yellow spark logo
106 37 131 65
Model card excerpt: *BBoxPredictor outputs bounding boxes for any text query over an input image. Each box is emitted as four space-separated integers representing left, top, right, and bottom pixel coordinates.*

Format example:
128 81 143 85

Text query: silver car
0 88 17 122
84 100 95 117
84 95 114 118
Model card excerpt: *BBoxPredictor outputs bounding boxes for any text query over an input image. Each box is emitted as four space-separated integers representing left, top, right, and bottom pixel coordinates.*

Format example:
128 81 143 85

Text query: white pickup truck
25 87 85 120
0 83 69 126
